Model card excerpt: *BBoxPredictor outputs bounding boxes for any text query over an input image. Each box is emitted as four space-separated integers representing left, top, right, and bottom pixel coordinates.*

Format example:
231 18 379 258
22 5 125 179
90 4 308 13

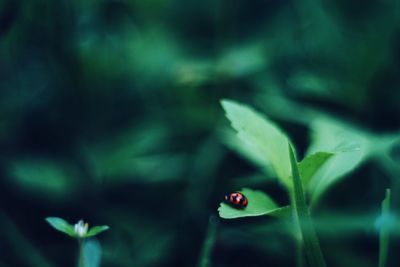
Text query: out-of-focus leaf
102 219 174 267
1 213 55 267
86 226 110 238
221 100 292 187
216 45 266 78
83 239 102 267
231 173 276 188
298 152 334 188
101 153 187 182
85 125 168 172
174 60 214 86
218 188 282 219
9 159 78 197
307 118 370 204
258 94 400 200
307 118 370 156
83 125 187 183
127 30 181 83
45 217 76 237
287 71 338 97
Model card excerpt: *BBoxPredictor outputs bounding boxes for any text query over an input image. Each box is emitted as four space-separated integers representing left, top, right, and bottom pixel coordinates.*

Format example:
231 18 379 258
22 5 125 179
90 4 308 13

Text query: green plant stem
78 240 85 267
296 237 305 267
379 189 391 267
197 216 217 267
291 205 305 267
289 144 327 267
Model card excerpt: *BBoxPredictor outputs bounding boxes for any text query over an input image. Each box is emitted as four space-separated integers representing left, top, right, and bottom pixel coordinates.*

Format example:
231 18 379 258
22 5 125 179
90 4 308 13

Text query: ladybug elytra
224 192 248 209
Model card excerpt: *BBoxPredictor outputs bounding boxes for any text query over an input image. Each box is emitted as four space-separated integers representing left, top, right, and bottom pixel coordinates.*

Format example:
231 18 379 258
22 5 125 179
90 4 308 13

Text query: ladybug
224 192 248 209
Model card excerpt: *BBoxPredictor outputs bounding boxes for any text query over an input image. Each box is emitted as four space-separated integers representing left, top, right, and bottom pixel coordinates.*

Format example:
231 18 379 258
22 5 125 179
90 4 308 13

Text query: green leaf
298 152 334 189
46 218 109 239
86 226 110 238
45 217 76 238
216 45 265 78
10 159 78 198
307 118 370 156
289 144 327 267
218 188 281 219
379 189 391 267
307 118 368 204
221 100 292 187
219 129 267 170
83 125 187 183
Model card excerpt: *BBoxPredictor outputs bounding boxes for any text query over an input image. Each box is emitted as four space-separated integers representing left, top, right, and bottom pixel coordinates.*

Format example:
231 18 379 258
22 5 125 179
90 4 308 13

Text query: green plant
217 100 368 267
378 189 391 267
46 217 109 267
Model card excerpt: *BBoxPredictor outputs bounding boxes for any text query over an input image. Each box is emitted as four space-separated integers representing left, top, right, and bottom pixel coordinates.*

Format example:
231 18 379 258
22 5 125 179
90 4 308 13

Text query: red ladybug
224 192 248 208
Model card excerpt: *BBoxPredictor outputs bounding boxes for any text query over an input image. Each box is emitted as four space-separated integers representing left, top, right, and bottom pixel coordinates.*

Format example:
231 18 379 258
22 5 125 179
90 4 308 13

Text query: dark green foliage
0 0 400 266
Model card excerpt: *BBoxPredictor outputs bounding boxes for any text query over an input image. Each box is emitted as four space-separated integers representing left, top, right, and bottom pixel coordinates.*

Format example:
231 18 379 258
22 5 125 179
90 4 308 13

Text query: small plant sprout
46 217 109 267
46 217 109 239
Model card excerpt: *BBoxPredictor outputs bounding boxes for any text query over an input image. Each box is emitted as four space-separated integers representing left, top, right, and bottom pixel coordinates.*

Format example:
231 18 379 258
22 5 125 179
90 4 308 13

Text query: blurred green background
0 0 400 266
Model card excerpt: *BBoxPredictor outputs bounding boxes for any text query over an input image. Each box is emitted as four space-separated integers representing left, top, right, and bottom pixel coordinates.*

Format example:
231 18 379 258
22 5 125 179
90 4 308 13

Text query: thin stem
289 144 327 267
197 216 218 267
296 238 305 267
78 239 85 267
292 196 305 267
379 189 391 267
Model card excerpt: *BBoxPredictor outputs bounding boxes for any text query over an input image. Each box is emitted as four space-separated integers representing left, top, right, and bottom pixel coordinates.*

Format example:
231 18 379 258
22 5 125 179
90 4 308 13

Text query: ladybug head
224 194 230 201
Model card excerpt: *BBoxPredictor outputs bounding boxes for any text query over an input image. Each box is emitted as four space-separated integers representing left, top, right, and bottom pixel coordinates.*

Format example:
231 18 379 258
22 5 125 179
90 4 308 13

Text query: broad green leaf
86 226 110 238
219 130 275 182
298 152 333 189
219 129 267 169
266 205 292 219
45 217 76 237
221 100 292 187
307 118 369 204
218 188 280 219
307 118 370 155
289 144 326 267
83 239 102 267
379 189 391 267
258 93 400 198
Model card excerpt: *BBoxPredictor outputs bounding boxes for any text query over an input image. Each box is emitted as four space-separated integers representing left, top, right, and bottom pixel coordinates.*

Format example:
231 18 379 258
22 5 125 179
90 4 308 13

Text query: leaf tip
45 216 61 225
220 99 234 110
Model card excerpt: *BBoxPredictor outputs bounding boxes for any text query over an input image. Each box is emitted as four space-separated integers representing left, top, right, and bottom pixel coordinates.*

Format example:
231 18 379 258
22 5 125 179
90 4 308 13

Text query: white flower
74 220 89 237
